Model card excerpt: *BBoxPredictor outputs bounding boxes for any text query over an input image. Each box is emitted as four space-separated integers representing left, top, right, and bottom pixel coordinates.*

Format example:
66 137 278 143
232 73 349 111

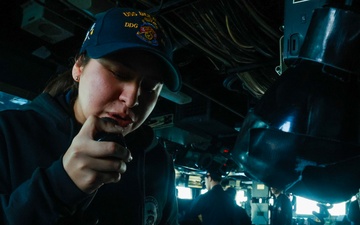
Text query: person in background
225 187 252 225
347 189 360 225
181 170 235 225
289 193 297 216
269 187 293 225
0 7 181 225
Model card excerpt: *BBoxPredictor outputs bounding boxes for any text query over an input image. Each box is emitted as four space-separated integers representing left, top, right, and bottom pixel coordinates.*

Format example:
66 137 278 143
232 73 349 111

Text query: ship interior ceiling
1 0 360 208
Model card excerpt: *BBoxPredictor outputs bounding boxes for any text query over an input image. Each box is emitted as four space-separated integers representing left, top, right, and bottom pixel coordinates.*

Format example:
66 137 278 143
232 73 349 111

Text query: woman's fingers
63 116 132 194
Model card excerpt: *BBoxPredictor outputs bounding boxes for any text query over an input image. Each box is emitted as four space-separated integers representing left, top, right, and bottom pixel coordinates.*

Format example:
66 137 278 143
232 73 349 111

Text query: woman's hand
62 116 132 194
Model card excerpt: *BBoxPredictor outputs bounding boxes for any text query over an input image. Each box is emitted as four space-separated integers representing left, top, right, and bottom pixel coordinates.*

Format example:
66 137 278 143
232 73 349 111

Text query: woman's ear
72 58 83 81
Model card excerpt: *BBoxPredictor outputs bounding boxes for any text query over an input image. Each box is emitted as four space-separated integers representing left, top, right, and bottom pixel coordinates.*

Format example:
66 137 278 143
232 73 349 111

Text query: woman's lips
107 113 134 127
117 119 133 127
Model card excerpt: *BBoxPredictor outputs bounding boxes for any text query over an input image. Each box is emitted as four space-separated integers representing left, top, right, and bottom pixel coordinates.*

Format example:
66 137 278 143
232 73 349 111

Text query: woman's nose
119 82 140 108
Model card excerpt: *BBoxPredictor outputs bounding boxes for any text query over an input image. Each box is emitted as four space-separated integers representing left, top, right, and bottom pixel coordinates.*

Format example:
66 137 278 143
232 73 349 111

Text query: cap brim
85 43 182 92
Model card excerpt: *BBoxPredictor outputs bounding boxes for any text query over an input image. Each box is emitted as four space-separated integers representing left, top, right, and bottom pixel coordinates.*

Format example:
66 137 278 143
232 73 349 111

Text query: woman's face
72 51 165 136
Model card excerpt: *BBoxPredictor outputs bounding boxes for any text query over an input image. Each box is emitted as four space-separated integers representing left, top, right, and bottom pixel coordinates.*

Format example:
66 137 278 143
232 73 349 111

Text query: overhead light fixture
21 0 74 44
232 3 360 204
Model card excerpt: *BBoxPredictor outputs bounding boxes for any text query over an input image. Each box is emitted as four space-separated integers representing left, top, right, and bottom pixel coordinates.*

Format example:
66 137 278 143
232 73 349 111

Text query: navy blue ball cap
80 7 181 92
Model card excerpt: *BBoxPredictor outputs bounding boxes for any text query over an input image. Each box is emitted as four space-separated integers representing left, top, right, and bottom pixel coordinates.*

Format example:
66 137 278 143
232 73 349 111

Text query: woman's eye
110 70 132 81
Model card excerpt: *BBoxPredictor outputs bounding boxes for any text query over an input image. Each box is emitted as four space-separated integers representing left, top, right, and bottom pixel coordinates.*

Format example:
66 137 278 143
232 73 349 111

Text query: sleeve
347 201 359 222
182 194 205 223
282 195 293 225
0 158 94 225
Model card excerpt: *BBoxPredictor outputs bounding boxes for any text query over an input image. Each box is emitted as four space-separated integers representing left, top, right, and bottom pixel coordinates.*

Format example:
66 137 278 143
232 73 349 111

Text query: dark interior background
0 0 288 177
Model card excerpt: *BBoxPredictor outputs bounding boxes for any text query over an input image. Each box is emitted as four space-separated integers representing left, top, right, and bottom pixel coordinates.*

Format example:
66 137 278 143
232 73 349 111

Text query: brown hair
43 54 90 99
